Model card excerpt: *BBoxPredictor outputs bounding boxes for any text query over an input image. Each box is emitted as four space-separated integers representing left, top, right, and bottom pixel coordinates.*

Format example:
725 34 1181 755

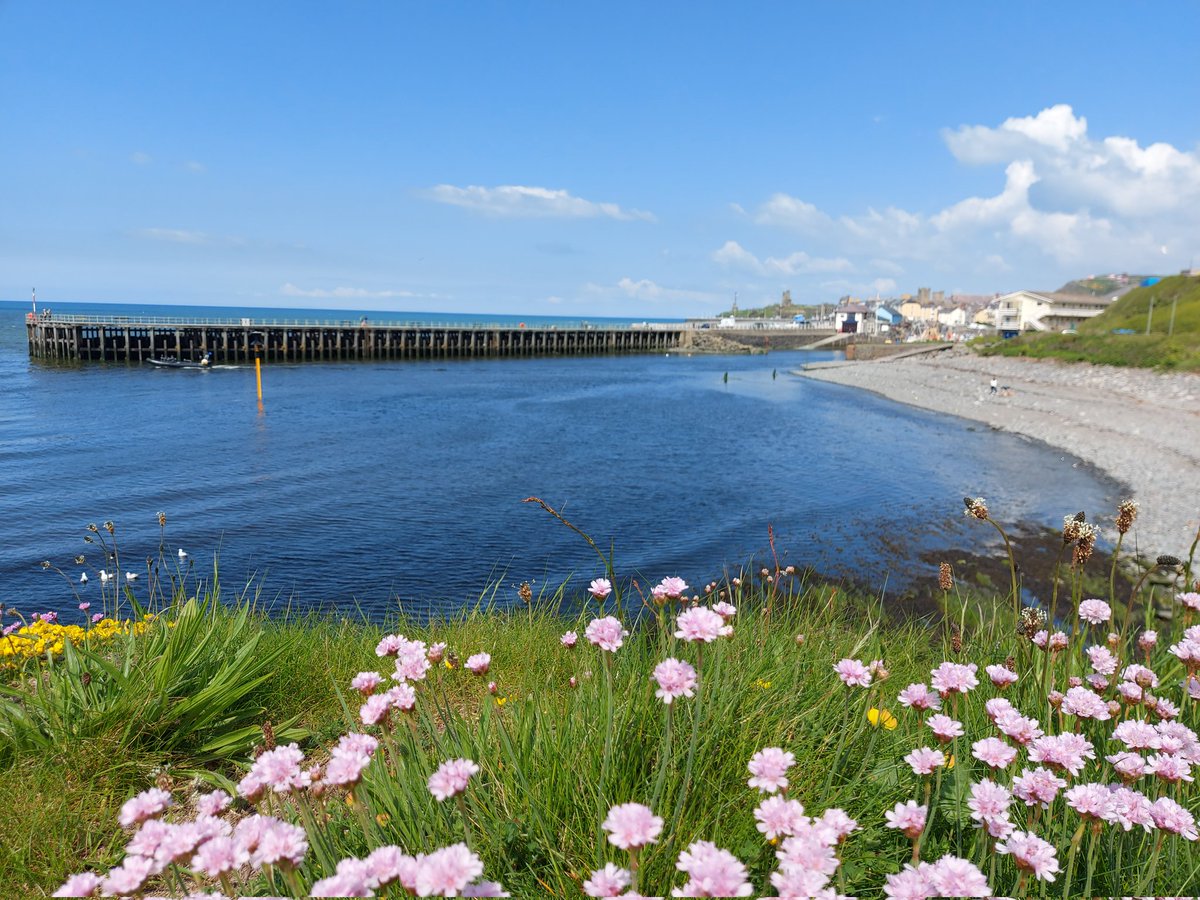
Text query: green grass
977 274 1200 369
6 510 1200 897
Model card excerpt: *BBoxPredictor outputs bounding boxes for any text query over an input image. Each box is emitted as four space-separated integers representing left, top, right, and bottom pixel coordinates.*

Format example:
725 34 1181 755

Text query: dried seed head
1004 655 1016 672
74 555 86 565
156 511 166 527
518 581 533 604
1017 606 1046 639
1116 499 1139 535
87 523 99 533
1107 700 1122 718
261 720 276 752
938 562 953 592
963 497 989 520
103 521 115 535
40 560 51 569
155 770 174 792
81 671 91 687
950 626 963 654
1048 690 1065 709
1073 524 1099 567
794 634 806 647
1157 555 1182 568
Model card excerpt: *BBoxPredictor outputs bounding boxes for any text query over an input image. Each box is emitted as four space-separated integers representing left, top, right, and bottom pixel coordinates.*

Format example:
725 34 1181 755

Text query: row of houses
828 286 1132 337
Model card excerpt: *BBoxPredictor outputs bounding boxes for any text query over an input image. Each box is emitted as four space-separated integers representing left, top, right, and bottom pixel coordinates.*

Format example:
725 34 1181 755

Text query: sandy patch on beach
799 348 1200 558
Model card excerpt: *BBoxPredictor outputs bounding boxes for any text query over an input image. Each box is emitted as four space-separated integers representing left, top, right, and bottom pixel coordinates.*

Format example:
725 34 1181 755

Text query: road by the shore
798 347 1200 558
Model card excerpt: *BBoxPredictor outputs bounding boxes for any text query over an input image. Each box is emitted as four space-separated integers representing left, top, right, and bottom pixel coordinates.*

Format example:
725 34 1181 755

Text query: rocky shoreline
798 347 1200 560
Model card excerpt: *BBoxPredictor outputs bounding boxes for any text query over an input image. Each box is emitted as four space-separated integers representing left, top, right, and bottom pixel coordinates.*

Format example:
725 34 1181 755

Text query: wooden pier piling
25 313 691 364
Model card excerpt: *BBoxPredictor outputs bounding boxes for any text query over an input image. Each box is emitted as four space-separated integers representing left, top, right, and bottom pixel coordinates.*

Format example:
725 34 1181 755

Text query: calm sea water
2 300 1121 618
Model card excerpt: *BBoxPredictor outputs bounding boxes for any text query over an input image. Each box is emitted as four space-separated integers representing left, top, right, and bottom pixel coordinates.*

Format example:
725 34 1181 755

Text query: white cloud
753 193 833 232
739 104 1200 282
130 151 152 165
280 283 419 299
712 240 853 275
425 184 655 221
184 160 206 173
615 277 720 304
137 227 208 244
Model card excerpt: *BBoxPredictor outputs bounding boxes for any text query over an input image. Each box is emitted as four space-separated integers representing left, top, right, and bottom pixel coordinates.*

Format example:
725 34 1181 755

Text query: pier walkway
25 313 689 364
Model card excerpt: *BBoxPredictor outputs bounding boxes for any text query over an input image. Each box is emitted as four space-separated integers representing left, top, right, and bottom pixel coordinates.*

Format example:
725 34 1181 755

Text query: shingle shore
799 348 1200 558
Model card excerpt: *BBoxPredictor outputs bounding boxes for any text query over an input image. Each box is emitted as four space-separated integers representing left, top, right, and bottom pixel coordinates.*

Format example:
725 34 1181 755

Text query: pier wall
25 315 689 363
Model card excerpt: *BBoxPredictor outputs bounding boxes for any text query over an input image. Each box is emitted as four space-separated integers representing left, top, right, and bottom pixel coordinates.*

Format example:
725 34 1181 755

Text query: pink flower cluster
237 743 312 800
586 615 628 652
652 657 697 704
834 657 872 687
601 802 663 850
359 681 417 726
747 746 795 793
427 757 480 802
674 607 732 643
310 842 504 897
652 575 689 602
323 732 379 789
883 855 991 898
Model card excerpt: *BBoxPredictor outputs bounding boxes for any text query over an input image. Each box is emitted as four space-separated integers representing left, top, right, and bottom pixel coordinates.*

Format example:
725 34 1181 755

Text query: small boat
148 352 214 369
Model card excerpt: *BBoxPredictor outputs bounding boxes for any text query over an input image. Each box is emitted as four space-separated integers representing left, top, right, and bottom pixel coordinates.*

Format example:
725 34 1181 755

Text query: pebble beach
799 348 1200 558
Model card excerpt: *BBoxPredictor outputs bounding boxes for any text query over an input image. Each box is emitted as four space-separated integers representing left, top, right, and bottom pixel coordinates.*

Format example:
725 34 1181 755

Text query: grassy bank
4 503 1200 897
976 274 1200 370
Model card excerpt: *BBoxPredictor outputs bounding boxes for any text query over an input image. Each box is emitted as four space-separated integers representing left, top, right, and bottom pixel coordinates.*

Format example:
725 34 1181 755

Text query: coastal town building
994 290 1121 335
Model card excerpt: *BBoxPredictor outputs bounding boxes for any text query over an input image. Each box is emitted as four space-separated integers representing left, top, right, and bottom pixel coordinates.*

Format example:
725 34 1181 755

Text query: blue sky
2 2 1198 316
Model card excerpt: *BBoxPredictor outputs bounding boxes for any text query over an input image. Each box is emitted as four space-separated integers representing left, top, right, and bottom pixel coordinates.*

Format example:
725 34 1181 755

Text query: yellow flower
375 813 390 826
867 707 898 730
946 754 956 770
495 696 508 707
755 679 773 690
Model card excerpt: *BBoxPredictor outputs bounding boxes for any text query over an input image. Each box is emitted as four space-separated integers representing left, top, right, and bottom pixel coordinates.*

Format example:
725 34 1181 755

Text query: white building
995 290 1118 334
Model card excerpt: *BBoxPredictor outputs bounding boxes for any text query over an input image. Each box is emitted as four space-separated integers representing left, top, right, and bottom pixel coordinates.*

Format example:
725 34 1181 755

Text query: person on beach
989 377 998 395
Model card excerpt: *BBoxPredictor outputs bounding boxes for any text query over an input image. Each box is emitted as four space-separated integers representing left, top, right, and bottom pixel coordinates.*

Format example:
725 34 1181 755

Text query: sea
1 299 1122 619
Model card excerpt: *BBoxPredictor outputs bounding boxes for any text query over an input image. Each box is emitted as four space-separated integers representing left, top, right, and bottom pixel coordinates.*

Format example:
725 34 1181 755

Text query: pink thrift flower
560 630 578 648
1108 751 1147 782
904 746 945 775
195 789 232 818
712 601 737 620
100 857 157 897
366 845 420 890
465 652 491 675
1085 645 1118 675
995 830 1060 882
926 714 964 743
1062 686 1111 720
673 840 753 897
428 758 480 802
1151 797 1198 840
1077 598 1111 625
52 872 103 897
91 612 103 623
653 657 698 704
820 807 858 842
674 607 732 643
427 642 447 664
747 746 795 793
985 664 1018 688
1027 733 1094 776
833 658 872 687
351 671 383 695
1148 753 1193 783
395 641 432 682
924 855 991 897
586 615 628 652
1179 591 1200 611
602 802 664 850
897 683 940 711
885 800 928 839
252 820 309 869
118 787 172 828
588 577 613 600
191 835 249 877
376 634 404 657
249 743 311 794
324 750 373 788
359 692 392 725
1065 782 1114 820
384 682 417 713
1108 785 1155 831
881 864 932 900
1139 631 1158 651
653 576 689 601
753 795 806 840
930 661 978 696
971 736 1017 770
1012 767 1067 808
78 601 90 611
968 778 1012 823
583 863 632 897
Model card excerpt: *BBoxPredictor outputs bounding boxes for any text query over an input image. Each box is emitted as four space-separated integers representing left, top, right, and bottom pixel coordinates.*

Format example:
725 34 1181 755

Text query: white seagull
125 572 139 582
80 572 88 584
178 548 188 560
98 570 111 583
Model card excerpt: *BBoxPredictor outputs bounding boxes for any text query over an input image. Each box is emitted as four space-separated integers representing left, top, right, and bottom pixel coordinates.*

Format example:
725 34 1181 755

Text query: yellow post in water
255 355 263 400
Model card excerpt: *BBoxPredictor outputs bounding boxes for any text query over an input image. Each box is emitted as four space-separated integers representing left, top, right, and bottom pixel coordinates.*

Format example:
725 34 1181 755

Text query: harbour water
1 300 1122 618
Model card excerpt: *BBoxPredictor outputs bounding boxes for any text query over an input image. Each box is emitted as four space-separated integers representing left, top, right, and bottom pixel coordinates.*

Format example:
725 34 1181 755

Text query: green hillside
978 274 1200 370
